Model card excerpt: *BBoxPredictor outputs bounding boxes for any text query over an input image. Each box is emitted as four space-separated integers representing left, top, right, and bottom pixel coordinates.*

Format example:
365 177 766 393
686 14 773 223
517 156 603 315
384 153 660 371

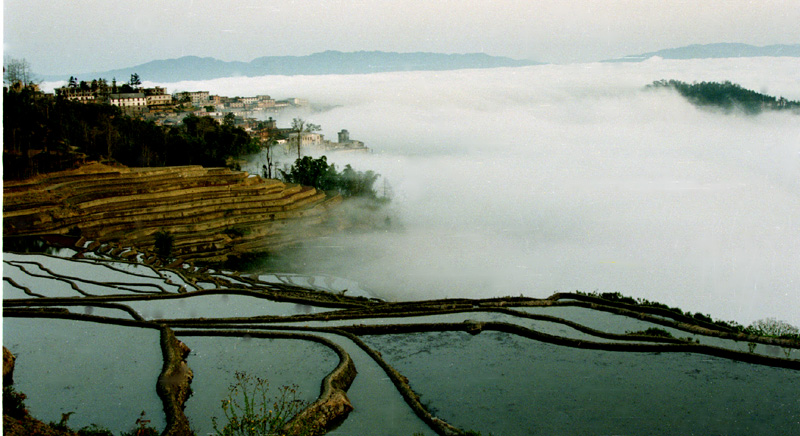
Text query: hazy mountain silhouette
604 43 800 62
45 51 541 82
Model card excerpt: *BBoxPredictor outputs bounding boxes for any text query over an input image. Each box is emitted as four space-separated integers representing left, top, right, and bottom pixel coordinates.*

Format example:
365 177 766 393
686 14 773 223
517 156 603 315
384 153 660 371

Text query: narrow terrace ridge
3 163 343 263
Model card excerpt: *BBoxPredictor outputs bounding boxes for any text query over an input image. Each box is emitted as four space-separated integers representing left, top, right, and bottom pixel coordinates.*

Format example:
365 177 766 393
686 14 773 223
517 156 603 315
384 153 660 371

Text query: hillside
648 80 800 114
604 43 800 62
42 51 541 82
2 163 342 264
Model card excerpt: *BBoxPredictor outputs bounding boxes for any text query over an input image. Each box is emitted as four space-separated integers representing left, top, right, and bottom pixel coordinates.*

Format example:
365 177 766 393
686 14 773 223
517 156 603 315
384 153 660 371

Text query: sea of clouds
133 57 800 326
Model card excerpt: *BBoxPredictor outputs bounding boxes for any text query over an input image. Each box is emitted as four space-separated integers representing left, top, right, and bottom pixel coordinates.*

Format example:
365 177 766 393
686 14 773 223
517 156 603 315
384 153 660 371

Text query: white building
287 132 324 146
109 93 147 109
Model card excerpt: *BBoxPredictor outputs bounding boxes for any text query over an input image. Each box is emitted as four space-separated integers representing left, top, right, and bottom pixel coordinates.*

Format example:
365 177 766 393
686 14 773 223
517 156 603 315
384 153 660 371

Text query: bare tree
746 318 799 337
261 130 278 179
4 57 36 87
290 117 320 160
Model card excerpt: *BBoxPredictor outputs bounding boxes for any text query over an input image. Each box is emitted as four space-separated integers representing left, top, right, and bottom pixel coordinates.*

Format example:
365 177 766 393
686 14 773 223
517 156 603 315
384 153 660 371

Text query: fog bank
160 58 800 326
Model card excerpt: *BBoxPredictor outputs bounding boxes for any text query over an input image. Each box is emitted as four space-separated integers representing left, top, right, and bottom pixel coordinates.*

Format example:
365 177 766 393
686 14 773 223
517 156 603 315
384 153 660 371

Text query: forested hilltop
648 80 800 114
3 87 259 180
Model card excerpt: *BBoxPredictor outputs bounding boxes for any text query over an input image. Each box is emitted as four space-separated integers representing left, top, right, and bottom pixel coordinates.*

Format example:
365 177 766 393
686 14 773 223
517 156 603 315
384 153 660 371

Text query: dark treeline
3 87 259 180
648 80 800 114
280 155 384 200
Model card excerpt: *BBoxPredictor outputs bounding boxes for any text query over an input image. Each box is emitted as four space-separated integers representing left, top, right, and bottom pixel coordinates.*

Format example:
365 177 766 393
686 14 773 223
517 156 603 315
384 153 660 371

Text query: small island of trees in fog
648 79 800 114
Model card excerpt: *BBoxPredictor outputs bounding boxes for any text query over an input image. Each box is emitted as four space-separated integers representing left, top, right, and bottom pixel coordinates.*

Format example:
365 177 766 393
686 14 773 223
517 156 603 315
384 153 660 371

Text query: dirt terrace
3 163 342 263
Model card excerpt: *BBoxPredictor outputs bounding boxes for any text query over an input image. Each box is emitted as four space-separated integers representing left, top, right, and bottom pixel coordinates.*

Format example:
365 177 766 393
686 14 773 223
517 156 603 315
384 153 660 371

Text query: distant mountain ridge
43 51 541 82
604 43 800 62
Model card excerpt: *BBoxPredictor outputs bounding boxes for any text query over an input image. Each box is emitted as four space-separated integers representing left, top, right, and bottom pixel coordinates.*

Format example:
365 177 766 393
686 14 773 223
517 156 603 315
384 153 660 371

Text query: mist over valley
7 0 800 431
139 57 800 327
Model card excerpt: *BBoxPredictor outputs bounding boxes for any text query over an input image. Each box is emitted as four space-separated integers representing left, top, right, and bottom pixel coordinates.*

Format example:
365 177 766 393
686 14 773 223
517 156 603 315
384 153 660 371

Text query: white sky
3 0 800 74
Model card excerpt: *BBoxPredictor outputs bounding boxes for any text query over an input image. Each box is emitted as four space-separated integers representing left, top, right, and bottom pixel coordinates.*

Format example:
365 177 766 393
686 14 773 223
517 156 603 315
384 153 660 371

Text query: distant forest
648 80 800 114
3 87 259 180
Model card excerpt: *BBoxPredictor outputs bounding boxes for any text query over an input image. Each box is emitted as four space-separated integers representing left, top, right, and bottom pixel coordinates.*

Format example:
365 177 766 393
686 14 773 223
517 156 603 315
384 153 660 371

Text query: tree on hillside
281 155 338 191
129 73 141 89
68 76 78 89
290 117 320 160
223 112 236 127
3 93 262 179
281 155 383 200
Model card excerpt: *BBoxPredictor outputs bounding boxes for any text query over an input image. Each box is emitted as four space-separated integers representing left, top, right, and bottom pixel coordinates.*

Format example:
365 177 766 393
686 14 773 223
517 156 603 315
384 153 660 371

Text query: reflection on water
2 318 166 433
364 331 800 436
3 250 798 435
125 293 336 320
180 335 337 435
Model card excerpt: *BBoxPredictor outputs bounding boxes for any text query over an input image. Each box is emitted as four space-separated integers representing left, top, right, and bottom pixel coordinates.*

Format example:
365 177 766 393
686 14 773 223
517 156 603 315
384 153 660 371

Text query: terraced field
3 248 799 435
3 163 342 263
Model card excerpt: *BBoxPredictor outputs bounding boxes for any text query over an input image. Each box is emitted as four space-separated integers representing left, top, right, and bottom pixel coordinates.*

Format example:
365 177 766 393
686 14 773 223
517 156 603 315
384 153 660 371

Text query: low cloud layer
158 58 800 326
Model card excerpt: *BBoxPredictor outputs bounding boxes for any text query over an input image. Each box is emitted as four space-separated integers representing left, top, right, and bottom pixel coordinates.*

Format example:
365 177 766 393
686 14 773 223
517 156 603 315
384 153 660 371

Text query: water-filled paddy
3 249 798 435
362 331 800 436
4 253 176 288
2 317 166 433
124 293 337 320
3 262 81 298
517 305 799 358
178 334 338 435
273 311 635 343
310 332 436 436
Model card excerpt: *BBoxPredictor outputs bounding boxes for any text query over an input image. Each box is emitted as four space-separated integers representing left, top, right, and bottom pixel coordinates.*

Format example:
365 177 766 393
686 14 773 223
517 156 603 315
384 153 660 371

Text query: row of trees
64 73 142 94
3 87 259 179
648 80 800 114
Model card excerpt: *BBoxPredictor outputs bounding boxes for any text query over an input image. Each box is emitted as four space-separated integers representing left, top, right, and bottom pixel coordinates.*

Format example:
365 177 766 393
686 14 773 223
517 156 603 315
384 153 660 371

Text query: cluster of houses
54 82 304 117
54 79 368 153
56 86 165 109
252 117 368 153
172 91 307 114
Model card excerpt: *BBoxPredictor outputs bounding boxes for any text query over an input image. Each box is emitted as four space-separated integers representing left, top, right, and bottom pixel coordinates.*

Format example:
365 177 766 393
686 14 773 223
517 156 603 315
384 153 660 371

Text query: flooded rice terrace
6 57 800 434
3 249 799 435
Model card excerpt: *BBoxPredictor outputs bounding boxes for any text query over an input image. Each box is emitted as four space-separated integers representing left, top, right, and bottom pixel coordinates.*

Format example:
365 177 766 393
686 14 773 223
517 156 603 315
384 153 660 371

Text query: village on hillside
51 73 369 154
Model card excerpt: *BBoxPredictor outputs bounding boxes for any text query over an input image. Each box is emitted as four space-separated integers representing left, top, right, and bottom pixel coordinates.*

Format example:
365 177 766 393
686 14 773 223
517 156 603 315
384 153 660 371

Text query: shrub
222 227 249 238
3 385 28 419
691 312 713 323
627 328 674 338
281 155 384 200
153 230 174 259
211 371 309 436
597 292 637 305
119 411 159 436
76 424 113 436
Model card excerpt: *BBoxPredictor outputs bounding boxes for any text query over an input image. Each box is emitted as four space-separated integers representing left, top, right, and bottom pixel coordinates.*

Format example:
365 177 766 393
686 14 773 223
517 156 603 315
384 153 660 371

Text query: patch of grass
211 371 309 436
626 328 674 338
222 226 250 238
